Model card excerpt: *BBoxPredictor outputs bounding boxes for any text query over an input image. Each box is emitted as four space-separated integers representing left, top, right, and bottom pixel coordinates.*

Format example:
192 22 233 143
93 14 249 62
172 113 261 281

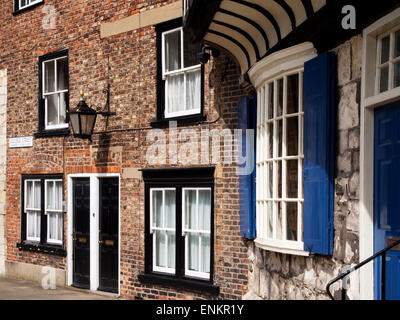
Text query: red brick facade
0 0 249 299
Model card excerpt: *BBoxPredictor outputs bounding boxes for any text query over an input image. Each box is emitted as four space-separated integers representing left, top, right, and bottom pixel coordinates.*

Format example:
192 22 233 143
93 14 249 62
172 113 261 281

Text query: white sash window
45 180 64 244
42 56 69 130
162 27 201 118
25 180 41 242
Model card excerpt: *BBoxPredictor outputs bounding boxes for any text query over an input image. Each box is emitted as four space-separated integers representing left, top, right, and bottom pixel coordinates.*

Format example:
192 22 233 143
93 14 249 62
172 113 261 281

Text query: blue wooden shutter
238 96 256 239
303 52 336 255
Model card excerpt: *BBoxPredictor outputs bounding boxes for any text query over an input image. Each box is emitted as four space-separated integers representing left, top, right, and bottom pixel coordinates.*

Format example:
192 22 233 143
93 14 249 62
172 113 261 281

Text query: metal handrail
326 238 400 300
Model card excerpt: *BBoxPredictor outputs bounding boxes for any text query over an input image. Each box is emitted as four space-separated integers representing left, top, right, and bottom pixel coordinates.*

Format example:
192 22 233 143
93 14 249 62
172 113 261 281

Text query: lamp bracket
93 83 116 117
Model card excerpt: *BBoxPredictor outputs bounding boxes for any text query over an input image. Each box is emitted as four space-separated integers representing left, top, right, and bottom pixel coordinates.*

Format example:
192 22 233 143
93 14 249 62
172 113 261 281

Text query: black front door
72 178 91 289
98 178 119 293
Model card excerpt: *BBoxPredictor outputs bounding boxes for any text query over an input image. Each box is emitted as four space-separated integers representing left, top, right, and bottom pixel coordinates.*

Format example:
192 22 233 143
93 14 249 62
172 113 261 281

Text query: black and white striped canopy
201 0 327 74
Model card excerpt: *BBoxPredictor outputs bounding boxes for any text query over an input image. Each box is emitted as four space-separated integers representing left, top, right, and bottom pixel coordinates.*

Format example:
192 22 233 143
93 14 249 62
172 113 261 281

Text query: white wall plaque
9 136 33 148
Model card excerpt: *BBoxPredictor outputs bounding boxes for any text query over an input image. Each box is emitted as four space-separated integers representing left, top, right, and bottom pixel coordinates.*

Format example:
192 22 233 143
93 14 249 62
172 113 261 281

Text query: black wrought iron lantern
69 90 97 139
69 88 115 140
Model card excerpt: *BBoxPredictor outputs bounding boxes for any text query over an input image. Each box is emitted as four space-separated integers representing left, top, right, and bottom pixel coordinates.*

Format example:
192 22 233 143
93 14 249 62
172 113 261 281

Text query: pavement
0 277 120 300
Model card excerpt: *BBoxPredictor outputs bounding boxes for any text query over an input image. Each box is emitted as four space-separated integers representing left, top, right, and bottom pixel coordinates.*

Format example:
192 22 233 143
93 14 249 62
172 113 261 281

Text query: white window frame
42 56 69 130
255 71 305 253
182 188 211 280
18 0 42 10
24 179 41 242
248 42 317 256
150 188 176 275
45 179 63 245
375 25 400 95
161 27 202 119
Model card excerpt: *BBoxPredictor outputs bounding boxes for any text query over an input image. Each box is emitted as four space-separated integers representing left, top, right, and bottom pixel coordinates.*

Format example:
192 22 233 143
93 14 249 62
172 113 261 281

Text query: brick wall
0 69 6 276
0 0 249 299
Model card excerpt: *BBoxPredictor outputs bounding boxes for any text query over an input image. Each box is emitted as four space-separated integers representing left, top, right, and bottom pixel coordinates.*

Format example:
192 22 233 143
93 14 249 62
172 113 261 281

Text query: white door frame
67 173 121 295
360 8 400 300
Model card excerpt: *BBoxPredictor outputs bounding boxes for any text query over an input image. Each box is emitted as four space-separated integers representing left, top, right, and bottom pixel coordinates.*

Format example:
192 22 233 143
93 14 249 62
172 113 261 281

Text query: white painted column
89 176 99 291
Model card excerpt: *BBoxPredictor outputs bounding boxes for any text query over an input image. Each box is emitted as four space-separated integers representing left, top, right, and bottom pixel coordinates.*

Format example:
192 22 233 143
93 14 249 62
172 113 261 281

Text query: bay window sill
254 238 310 257
138 273 220 295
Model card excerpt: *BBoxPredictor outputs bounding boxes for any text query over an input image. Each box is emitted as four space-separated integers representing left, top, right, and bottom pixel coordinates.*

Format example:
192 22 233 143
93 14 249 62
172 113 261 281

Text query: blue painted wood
303 52 335 255
238 96 256 239
374 101 400 300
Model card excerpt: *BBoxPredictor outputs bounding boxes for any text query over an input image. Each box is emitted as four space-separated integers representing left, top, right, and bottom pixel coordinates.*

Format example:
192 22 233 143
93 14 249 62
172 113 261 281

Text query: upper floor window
14 0 43 13
37 50 70 136
377 26 400 94
154 19 204 125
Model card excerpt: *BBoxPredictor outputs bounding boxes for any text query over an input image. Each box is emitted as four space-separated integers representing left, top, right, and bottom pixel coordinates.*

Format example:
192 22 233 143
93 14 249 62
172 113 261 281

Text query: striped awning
187 0 327 74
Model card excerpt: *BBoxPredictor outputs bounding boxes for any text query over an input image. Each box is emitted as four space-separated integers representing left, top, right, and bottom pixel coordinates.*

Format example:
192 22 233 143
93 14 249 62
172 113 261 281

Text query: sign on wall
9 136 33 148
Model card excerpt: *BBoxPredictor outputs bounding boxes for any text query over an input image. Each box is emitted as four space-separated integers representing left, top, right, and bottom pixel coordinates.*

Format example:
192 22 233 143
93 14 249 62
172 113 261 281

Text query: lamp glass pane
69 113 80 135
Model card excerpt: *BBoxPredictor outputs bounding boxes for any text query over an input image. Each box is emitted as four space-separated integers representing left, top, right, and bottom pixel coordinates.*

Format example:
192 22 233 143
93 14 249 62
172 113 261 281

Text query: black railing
326 238 400 300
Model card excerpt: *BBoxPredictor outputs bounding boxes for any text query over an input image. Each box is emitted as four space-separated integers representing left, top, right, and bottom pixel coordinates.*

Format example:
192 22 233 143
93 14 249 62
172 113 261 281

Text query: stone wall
245 34 362 300
0 69 6 276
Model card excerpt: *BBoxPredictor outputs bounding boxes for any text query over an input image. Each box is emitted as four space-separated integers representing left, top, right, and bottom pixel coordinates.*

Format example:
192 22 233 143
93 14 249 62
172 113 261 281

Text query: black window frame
35 49 70 138
151 18 206 128
17 174 66 256
13 0 44 15
139 167 219 295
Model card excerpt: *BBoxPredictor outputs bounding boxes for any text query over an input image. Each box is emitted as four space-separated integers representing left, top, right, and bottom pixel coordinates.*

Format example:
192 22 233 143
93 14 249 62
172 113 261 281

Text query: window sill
34 128 70 138
17 241 66 257
138 273 220 295
254 238 310 257
151 114 207 128
13 1 44 15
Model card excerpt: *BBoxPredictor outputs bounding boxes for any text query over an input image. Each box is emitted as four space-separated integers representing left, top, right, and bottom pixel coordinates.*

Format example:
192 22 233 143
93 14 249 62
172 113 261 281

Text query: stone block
338 83 359 130
336 42 351 86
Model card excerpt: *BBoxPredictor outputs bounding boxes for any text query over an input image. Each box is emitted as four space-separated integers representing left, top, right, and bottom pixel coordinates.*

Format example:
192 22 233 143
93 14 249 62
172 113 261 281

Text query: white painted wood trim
360 8 400 300
67 173 121 295
248 42 317 89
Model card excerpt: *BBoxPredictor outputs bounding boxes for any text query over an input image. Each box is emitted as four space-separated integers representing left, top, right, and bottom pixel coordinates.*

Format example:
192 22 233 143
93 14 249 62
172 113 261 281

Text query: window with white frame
183 188 211 279
150 188 176 274
21 175 64 247
149 187 212 280
144 168 214 285
25 180 41 242
376 26 400 94
256 71 304 251
42 55 69 130
161 26 202 118
45 180 64 244
15 0 43 11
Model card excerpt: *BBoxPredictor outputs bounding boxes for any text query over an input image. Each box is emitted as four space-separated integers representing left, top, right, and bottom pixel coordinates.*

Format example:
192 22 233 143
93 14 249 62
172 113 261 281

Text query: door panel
72 178 90 289
374 102 400 300
98 178 119 293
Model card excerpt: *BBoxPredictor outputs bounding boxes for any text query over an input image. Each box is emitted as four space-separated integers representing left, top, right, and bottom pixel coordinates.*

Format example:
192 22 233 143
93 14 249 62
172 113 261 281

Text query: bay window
255 71 304 252
248 43 335 256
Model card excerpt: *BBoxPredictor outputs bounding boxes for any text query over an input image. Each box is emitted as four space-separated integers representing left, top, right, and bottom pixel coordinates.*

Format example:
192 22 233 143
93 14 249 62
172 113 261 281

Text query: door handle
98 240 104 244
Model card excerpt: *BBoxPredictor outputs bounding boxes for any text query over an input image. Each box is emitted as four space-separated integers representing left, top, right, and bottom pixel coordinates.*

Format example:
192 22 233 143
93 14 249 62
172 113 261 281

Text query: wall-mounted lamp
197 45 220 64
68 86 116 140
